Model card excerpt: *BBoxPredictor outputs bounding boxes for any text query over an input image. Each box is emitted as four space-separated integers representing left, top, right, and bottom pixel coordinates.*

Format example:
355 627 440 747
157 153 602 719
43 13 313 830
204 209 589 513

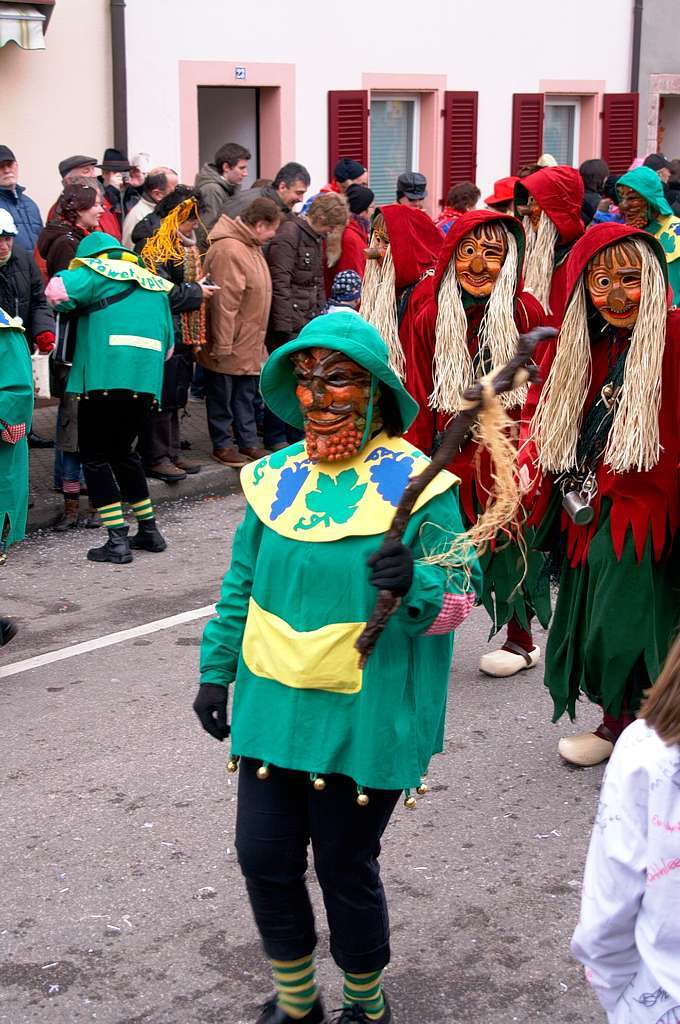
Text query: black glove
367 540 414 597
193 683 230 741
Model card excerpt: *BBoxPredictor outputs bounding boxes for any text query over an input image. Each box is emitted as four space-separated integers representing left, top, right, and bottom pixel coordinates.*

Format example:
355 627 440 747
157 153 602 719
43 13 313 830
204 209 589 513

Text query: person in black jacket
579 159 609 226
137 187 218 481
0 209 55 448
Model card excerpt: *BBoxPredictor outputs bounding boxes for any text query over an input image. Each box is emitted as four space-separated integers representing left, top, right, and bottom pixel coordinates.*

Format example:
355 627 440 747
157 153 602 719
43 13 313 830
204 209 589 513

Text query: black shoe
28 431 54 449
87 526 133 564
128 518 167 553
332 994 391 1023
255 995 326 1024
0 618 18 646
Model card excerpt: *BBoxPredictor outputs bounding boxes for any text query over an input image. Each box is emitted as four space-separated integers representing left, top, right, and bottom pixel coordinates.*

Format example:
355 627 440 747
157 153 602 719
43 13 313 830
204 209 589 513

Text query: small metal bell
404 794 417 809
416 783 429 795
313 776 326 791
226 756 239 774
256 764 270 781
356 793 370 807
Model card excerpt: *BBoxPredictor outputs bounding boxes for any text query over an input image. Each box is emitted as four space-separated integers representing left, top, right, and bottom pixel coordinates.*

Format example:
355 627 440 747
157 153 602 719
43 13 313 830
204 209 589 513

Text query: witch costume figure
523 223 680 767
193 311 483 1024
0 305 33 646
360 202 442 380
402 209 548 677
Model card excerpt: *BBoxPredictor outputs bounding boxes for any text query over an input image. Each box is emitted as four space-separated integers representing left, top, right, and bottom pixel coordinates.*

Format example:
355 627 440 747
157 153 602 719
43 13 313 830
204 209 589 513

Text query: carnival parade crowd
1 138 680 1024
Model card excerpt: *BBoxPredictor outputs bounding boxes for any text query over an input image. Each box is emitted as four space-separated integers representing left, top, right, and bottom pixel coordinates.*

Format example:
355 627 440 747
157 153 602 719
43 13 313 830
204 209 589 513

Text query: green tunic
53 257 174 400
200 433 482 791
0 311 34 548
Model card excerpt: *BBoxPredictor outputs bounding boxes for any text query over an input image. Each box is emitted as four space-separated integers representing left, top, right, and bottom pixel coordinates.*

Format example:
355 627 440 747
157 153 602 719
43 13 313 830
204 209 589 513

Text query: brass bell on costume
404 795 417 809
256 764 270 780
313 776 326 791
356 793 370 807
416 783 428 795
226 756 240 774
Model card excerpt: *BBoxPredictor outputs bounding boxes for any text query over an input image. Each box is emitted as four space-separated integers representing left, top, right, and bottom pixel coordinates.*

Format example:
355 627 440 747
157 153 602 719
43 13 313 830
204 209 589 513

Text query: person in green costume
45 231 175 564
193 310 482 1024
523 223 680 767
0 306 34 645
616 165 680 303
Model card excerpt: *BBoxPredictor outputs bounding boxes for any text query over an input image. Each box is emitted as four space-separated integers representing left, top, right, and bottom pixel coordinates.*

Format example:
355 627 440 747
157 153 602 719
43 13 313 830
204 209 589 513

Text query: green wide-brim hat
260 311 419 432
616 166 674 217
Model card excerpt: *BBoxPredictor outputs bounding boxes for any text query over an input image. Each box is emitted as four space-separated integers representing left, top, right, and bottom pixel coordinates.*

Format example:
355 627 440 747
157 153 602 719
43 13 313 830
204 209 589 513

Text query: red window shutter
442 91 478 201
510 94 544 175
327 91 369 181
602 93 639 174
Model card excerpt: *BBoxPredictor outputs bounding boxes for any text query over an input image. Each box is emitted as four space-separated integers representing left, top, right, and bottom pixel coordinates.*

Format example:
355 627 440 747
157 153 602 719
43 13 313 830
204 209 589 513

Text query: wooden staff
355 327 556 667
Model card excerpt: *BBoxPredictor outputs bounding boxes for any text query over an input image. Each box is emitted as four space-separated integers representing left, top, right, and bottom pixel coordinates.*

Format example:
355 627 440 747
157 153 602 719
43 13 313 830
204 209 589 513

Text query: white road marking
0 605 216 679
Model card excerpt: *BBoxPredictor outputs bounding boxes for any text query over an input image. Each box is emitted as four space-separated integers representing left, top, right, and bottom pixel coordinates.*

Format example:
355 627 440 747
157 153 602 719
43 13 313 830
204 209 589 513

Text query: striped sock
131 497 154 522
342 970 385 1020
271 954 318 1019
97 501 125 529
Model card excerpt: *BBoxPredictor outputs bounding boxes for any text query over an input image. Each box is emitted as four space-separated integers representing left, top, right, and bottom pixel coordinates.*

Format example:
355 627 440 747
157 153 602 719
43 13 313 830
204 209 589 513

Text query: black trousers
235 758 399 972
77 394 152 509
137 406 180 465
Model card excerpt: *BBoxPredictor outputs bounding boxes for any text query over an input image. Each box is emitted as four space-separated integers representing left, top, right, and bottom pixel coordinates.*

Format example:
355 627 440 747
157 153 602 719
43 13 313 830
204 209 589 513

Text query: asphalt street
1 491 605 1024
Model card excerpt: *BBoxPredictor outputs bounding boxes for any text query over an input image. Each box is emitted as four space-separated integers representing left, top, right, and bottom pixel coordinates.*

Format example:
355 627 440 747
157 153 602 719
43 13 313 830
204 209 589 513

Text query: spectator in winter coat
396 171 428 210
194 142 251 235
138 187 218 481
579 158 609 226
122 167 178 249
325 183 374 292
197 197 281 467
436 181 481 235
37 183 104 532
301 156 367 213
0 210 54 353
222 162 311 222
0 146 43 252
263 191 348 450
99 149 141 232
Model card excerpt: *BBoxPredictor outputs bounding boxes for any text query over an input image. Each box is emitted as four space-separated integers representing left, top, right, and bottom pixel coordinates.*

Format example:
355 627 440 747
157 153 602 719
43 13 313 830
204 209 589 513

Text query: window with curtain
369 97 417 205
544 101 579 166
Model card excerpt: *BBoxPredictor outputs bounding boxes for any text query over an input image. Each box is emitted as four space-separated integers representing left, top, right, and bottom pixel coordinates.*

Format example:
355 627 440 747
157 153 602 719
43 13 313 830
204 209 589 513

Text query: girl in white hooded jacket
572 634 680 1023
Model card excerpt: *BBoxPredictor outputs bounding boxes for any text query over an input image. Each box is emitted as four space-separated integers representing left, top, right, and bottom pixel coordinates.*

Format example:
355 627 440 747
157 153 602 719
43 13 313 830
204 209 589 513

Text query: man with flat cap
0 145 42 252
396 171 428 210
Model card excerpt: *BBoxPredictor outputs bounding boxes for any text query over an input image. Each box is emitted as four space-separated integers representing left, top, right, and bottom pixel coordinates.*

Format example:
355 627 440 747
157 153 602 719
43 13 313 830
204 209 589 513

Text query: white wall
0 0 113 216
125 0 633 204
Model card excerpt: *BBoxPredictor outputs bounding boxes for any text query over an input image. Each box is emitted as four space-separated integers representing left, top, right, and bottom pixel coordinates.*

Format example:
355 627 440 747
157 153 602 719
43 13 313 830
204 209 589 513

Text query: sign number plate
235 67 247 81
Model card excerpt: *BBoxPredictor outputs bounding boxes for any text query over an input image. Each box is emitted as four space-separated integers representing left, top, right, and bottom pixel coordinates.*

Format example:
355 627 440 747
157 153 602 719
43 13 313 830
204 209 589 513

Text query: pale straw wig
361 242 405 380
430 225 526 413
531 237 667 474
522 211 559 314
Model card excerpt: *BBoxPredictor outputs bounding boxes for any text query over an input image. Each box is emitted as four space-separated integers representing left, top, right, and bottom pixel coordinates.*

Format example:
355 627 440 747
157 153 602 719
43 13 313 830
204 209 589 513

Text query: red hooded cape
522 222 680 567
379 204 442 290
516 166 585 330
401 209 545 524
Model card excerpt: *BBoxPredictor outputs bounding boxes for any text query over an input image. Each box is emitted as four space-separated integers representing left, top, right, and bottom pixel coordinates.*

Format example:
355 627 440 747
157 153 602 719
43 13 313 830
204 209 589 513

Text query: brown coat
265 216 326 343
197 216 272 375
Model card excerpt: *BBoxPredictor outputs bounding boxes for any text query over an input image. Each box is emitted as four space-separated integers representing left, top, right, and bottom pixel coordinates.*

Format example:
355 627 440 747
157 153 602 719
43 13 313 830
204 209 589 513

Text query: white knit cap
0 209 17 236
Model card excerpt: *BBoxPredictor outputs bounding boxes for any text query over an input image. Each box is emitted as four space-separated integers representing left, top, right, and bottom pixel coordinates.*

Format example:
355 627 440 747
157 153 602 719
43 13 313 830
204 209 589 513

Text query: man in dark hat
302 157 367 213
396 171 427 210
0 145 43 252
99 148 141 229
58 155 99 180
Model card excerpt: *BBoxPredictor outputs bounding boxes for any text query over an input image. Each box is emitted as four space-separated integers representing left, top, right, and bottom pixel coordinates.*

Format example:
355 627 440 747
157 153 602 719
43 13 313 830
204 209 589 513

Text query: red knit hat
484 176 519 207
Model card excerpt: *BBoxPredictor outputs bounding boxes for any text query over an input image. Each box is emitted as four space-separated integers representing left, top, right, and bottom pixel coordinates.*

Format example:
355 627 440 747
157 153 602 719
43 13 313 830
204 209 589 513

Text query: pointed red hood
563 222 670 308
432 208 526 294
517 166 585 243
379 204 442 289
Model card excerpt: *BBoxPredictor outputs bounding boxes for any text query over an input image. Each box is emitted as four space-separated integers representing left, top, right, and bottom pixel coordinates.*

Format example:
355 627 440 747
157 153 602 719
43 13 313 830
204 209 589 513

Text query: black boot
0 618 18 646
87 526 133 564
256 996 326 1024
128 518 167 553
332 994 391 1023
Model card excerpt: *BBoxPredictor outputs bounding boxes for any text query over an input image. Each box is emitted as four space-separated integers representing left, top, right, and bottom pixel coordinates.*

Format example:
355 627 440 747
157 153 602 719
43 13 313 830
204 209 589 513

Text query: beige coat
197 216 272 375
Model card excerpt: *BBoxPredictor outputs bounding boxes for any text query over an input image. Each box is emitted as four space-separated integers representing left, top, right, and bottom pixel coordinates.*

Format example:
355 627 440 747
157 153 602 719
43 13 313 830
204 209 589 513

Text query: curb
27 462 243 534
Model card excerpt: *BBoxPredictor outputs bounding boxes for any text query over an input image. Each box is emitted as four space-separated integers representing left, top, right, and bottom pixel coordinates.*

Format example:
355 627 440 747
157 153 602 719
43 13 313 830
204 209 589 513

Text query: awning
0 2 52 50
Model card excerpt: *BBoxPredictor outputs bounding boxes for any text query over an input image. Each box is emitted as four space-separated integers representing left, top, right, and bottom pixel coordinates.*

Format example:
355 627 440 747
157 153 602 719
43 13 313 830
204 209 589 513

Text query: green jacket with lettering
51 232 174 400
0 309 34 548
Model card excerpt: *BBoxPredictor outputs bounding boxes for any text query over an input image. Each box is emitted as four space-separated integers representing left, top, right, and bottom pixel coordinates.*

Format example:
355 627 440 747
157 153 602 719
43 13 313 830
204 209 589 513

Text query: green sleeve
199 505 262 687
397 486 483 635
54 267 100 311
667 257 680 307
